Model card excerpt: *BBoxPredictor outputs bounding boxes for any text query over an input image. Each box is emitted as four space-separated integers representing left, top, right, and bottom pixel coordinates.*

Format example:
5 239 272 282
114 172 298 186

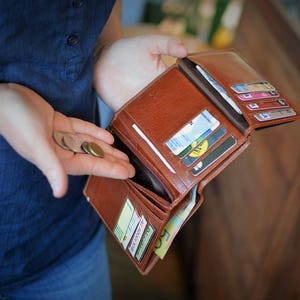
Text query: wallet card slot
114 193 167 267
178 57 249 134
129 180 171 213
183 51 300 131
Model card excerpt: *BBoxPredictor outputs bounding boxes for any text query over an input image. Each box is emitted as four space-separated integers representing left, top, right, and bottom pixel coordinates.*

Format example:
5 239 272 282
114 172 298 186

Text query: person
0 1 187 299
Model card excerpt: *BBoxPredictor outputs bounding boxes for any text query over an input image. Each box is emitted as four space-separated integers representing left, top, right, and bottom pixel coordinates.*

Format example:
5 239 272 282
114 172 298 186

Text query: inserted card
246 99 288 111
191 136 237 176
114 198 134 243
183 126 227 167
231 81 275 94
122 209 140 249
178 122 220 159
238 90 279 101
253 108 296 122
166 110 220 156
135 224 156 262
128 215 147 257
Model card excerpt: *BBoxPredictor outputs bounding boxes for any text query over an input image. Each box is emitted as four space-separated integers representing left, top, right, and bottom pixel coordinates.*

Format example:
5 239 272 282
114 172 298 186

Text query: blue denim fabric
0 225 111 300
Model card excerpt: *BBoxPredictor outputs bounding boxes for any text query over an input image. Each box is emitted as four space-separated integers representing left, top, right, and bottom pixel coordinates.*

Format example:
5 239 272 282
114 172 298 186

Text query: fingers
52 128 135 180
87 139 130 161
54 112 114 145
166 37 188 58
146 35 188 58
66 152 135 179
70 118 114 144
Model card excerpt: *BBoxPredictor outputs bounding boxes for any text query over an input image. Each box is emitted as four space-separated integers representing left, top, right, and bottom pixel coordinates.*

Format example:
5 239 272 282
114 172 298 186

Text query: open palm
0 84 135 198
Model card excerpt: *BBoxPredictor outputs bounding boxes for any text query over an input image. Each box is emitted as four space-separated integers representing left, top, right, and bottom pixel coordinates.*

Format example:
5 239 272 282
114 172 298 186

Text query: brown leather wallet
84 50 300 275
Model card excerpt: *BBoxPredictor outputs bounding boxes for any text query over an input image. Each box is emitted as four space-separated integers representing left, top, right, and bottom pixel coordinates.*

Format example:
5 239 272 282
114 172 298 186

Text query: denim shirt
0 0 115 291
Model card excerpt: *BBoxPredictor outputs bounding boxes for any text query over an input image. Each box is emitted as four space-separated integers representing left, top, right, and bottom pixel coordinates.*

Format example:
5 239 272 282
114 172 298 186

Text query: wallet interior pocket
114 135 172 201
84 176 169 271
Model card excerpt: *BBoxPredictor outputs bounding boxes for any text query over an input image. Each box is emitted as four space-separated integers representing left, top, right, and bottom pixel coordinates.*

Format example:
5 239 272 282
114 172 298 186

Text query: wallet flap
182 50 300 131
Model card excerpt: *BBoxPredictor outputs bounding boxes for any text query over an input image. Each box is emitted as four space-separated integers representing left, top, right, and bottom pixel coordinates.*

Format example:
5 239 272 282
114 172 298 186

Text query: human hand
0 83 135 198
94 34 187 111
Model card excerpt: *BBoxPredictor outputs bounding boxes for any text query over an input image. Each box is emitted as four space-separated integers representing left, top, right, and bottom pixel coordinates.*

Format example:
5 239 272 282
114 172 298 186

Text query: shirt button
67 34 79 46
72 0 84 8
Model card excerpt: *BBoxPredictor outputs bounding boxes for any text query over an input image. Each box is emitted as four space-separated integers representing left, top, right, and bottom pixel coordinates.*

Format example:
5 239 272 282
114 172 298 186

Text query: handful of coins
53 131 104 158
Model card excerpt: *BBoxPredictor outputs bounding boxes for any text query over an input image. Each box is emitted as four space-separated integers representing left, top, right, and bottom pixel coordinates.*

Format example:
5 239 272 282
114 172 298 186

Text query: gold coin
53 131 71 151
87 142 104 158
62 133 85 153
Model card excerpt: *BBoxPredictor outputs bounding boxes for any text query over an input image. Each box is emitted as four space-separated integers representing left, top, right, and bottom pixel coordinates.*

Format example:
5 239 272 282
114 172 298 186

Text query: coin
53 131 104 158
62 133 86 153
86 142 104 158
81 141 90 154
53 131 71 151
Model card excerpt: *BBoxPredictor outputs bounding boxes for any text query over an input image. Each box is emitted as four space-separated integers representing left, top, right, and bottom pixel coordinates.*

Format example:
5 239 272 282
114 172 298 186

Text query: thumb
31 141 68 198
148 35 188 58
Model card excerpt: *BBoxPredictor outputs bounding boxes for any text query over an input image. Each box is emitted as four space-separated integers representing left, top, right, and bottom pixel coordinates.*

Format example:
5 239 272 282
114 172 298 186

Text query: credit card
122 209 140 249
191 136 237 176
182 126 227 167
238 90 279 101
135 224 156 262
177 122 219 159
246 99 288 111
166 110 219 156
114 198 134 243
253 108 296 122
128 215 147 257
231 81 275 94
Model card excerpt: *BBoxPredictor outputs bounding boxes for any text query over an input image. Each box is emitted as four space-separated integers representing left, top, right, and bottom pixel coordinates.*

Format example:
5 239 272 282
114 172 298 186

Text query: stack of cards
231 81 296 121
114 198 156 262
166 109 236 176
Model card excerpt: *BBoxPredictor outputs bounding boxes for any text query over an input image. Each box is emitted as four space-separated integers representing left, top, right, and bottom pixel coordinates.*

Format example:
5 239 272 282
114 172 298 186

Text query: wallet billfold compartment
84 50 300 275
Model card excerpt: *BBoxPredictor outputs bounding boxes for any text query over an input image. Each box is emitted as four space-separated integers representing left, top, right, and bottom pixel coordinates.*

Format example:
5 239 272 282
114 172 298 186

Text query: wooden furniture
178 0 300 299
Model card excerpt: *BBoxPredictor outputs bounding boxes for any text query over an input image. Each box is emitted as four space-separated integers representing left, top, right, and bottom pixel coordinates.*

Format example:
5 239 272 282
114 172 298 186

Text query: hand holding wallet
84 50 300 274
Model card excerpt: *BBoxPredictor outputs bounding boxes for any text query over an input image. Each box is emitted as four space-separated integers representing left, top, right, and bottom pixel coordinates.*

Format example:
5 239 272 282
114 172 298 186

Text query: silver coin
53 131 71 151
62 133 86 153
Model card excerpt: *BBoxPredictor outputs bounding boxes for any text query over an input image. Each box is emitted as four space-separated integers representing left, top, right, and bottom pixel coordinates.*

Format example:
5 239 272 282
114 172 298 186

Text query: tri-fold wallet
84 50 300 275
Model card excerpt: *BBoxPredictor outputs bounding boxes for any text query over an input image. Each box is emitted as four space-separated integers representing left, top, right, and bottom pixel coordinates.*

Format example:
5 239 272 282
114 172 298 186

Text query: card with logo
254 108 296 122
231 81 275 94
135 224 156 262
177 122 220 159
114 198 134 243
166 110 220 156
128 215 147 257
246 99 289 111
191 136 237 176
122 209 140 249
182 126 227 167
238 90 279 101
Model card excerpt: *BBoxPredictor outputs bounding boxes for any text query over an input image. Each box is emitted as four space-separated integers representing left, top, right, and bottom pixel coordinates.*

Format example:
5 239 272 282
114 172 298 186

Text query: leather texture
84 50 300 274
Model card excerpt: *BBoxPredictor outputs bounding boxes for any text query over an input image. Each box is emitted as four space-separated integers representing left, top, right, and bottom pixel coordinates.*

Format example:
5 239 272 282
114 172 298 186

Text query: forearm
93 0 123 62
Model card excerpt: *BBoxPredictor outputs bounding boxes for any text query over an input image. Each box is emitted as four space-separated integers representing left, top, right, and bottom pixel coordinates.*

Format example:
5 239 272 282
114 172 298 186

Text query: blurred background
106 0 300 299
122 0 245 49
